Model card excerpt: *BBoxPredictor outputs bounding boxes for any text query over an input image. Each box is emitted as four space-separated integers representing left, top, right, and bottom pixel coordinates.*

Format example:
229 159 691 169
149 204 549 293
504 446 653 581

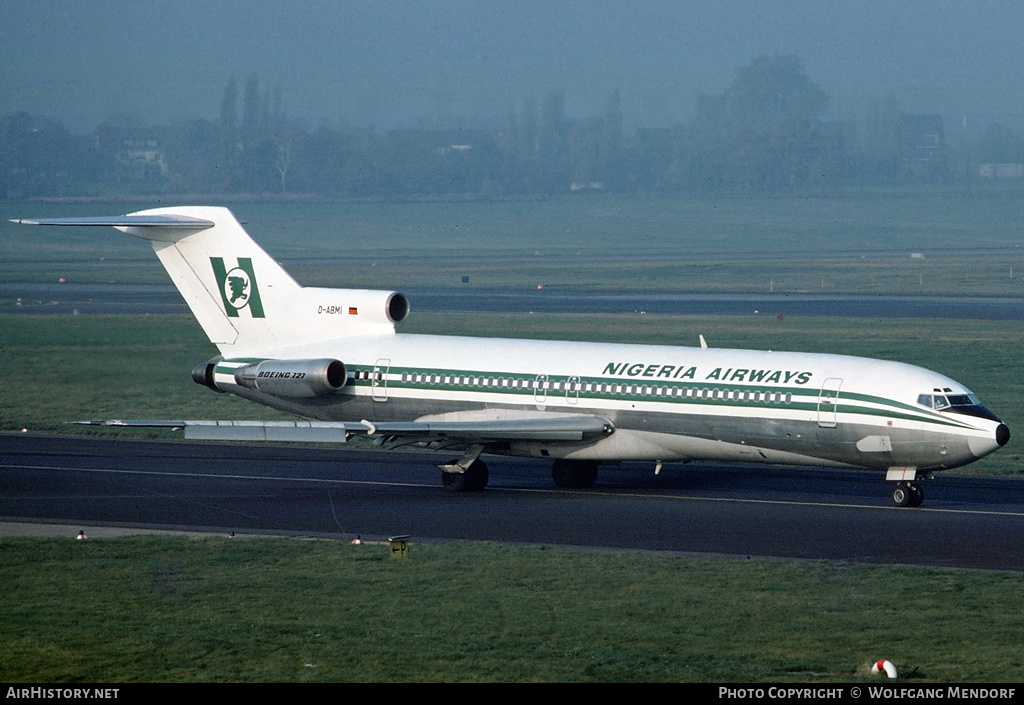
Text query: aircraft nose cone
997 423 1010 447
969 423 1010 459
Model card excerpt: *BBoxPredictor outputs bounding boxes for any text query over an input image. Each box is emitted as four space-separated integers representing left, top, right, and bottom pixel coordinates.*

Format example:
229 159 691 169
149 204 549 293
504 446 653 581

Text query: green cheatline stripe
338 363 972 431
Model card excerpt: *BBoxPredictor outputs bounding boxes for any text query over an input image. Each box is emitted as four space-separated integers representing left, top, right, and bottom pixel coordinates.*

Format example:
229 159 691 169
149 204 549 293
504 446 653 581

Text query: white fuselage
213 331 1007 472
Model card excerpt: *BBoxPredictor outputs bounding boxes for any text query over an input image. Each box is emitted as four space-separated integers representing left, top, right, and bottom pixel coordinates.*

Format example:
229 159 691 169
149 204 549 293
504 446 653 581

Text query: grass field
5 193 1024 297
3 537 1024 683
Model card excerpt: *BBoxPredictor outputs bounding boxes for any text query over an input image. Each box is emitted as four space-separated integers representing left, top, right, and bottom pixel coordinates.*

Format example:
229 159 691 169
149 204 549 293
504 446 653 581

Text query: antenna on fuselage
699 335 708 349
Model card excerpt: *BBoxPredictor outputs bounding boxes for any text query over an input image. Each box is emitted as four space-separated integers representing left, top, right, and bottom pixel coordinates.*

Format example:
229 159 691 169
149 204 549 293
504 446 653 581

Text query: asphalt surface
3 433 1023 571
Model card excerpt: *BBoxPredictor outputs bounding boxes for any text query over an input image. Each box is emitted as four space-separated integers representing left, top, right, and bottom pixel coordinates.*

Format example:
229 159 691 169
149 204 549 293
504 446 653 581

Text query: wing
74 413 614 446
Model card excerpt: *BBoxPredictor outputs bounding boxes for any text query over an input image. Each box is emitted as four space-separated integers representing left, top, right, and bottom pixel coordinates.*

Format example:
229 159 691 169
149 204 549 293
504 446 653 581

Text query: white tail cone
871 659 898 678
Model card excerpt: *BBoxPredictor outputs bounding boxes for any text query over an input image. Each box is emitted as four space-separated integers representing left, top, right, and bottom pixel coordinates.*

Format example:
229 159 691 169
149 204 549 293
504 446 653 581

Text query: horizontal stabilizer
12 215 214 228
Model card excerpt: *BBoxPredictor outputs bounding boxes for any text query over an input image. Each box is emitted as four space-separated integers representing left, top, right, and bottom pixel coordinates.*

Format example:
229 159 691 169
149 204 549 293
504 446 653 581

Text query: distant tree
271 81 285 132
812 122 853 189
539 92 566 156
495 106 520 191
694 54 828 140
538 92 569 191
239 75 273 190
164 118 221 193
602 89 624 187
693 55 830 191
862 93 902 182
242 75 268 148
568 117 604 186
272 128 294 193
518 96 538 162
977 123 1024 163
219 76 239 189
513 96 539 191
0 112 98 198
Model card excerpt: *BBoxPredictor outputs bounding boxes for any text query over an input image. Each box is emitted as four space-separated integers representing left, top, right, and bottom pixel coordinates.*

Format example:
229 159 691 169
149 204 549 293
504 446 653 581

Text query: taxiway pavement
3 433 1023 570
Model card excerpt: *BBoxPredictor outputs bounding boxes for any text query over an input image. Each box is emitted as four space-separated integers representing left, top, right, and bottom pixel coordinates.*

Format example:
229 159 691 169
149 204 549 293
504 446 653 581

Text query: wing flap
73 419 356 443
73 414 615 444
367 415 613 442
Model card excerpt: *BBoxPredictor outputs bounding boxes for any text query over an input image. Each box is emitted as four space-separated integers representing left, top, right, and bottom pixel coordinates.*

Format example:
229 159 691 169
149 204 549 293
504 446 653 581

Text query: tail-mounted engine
193 358 347 398
302 288 410 327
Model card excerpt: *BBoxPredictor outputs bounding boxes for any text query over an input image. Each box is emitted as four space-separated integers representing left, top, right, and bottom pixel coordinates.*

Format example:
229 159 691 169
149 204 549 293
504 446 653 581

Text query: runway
3 433 1023 571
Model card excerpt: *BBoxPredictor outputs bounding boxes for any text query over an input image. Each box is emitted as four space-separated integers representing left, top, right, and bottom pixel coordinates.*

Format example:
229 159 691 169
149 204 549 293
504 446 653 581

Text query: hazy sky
4 0 1024 132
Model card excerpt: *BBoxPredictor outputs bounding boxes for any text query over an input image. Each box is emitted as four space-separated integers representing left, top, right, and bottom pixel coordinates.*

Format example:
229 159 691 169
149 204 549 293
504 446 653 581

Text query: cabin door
817 378 843 428
534 374 548 404
566 376 581 404
372 359 390 402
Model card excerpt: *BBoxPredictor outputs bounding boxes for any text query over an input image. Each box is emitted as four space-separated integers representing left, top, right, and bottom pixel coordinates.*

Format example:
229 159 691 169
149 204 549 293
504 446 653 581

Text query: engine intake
192 360 220 391
233 358 348 397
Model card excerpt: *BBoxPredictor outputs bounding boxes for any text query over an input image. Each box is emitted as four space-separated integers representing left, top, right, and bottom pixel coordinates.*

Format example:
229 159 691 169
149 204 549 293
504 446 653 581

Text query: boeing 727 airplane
15 207 1010 506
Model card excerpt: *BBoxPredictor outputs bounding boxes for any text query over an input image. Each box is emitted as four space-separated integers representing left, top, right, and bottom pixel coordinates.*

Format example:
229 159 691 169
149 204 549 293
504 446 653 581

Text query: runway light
871 659 898 679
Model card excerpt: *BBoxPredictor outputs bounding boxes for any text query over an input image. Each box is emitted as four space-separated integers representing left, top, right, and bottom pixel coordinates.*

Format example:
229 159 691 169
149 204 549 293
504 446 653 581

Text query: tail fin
14 206 409 355
128 206 300 351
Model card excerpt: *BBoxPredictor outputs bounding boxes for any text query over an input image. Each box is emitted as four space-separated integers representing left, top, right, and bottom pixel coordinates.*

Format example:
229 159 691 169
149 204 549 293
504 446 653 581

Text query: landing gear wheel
441 459 488 492
892 483 911 507
551 459 599 488
892 481 923 508
909 483 924 507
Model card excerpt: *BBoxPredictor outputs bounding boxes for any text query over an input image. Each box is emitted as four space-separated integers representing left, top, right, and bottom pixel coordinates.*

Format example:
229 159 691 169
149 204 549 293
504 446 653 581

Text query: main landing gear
892 481 924 508
440 456 600 492
440 458 489 492
551 459 599 488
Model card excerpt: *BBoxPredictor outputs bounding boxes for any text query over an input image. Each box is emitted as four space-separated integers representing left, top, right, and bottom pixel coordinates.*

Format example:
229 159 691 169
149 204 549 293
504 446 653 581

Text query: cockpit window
918 394 950 409
918 391 999 421
921 393 958 409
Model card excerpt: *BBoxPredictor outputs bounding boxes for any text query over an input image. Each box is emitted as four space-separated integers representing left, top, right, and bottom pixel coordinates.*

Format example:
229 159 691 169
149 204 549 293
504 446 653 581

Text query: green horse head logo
211 257 265 318
224 268 251 306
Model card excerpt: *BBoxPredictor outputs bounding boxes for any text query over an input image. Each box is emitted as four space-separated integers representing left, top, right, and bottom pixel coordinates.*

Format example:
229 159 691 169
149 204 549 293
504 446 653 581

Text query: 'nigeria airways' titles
14 207 1009 506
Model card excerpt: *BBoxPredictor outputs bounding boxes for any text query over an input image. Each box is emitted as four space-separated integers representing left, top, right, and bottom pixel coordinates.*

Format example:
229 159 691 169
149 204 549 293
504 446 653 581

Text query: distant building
978 163 1024 179
94 124 168 184
570 181 605 191
897 114 947 181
